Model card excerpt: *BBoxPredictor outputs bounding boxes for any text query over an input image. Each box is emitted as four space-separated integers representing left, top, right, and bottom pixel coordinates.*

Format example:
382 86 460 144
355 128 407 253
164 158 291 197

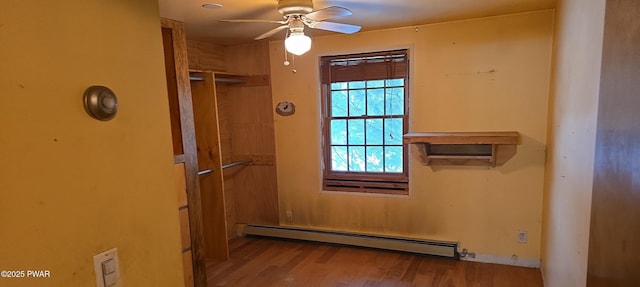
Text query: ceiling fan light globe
285 33 312 55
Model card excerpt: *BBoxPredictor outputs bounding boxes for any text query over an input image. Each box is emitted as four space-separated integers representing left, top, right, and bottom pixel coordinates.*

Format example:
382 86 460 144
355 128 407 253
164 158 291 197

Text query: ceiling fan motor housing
278 0 314 16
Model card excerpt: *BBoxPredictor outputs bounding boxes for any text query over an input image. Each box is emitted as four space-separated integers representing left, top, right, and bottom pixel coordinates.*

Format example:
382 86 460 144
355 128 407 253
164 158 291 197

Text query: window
320 49 409 195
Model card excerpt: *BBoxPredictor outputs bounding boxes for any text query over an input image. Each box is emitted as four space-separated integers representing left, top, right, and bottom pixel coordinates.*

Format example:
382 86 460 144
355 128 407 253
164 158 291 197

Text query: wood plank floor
206 237 542 287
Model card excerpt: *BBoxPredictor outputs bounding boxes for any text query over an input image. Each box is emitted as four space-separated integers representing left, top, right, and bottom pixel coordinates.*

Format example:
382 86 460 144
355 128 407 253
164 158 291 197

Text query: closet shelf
189 70 269 87
173 154 186 164
403 132 519 167
189 70 246 83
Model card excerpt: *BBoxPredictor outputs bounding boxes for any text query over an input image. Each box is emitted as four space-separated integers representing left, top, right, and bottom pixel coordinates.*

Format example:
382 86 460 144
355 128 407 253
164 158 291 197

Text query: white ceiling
158 0 556 45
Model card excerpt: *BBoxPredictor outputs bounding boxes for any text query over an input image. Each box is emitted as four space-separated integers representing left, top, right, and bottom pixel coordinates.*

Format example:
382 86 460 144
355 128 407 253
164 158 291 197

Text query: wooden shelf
403 132 519 167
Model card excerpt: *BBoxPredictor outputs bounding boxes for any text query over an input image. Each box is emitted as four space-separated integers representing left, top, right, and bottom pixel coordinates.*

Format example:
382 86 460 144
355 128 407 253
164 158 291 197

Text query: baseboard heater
243 225 459 259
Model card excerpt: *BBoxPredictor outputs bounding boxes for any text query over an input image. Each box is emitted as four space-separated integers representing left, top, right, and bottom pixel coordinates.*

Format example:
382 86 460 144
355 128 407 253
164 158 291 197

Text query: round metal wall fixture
275 101 295 116
83 85 118 121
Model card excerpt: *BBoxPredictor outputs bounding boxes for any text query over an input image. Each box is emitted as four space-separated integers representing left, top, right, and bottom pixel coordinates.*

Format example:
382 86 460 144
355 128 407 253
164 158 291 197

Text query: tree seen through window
329 79 405 173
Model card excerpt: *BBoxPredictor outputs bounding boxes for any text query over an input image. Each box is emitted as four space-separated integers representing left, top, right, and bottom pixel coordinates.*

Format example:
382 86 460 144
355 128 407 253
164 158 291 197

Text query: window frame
320 49 410 195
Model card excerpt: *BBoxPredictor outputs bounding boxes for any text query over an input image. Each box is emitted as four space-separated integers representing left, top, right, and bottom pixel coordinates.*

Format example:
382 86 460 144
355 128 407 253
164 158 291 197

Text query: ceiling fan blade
304 6 352 21
219 19 287 24
255 25 289 40
309 21 361 34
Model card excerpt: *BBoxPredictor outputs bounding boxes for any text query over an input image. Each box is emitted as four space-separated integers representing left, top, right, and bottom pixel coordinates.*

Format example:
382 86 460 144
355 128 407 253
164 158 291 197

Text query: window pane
348 119 364 145
331 90 348 117
365 119 383 145
349 146 365 172
386 88 404 115
366 89 385 116
366 146 384 172
348 90 365 116
366 80 384 88
330 120 346 145
348 81 366 89
385 146 403 173
331 82 347 90
384 118 403 145
331 146 348 171
386 78 404 87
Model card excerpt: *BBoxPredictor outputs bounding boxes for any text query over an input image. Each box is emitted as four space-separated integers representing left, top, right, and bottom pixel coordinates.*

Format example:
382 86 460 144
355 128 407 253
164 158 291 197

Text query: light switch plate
518 230 528 244
93 248 121 287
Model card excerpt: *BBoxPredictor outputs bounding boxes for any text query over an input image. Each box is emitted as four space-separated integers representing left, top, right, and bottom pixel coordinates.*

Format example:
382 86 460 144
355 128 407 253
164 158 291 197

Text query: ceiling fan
220 0 361 55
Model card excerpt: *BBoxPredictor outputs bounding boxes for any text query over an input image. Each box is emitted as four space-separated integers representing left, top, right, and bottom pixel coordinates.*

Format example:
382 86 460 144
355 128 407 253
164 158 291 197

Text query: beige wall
541 0 606 286
0 1 183 286
270 10 553 262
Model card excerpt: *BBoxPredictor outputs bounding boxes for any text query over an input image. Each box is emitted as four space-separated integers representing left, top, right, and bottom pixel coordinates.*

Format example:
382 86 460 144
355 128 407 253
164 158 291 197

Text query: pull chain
283 29 296 73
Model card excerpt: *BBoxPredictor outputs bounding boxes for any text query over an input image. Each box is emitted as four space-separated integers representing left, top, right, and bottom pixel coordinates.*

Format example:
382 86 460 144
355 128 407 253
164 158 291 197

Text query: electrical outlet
518 230 528 244
285 211 293 223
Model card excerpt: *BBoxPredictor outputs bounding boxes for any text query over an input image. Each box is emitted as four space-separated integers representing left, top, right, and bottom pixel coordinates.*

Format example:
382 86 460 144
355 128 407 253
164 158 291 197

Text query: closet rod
198 169 213 175
215 77 246 84
222 159 252 169
189 75 246 84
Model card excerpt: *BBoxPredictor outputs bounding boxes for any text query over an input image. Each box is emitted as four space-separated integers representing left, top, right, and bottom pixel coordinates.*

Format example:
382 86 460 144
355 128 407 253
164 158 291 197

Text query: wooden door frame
587 0 640 285
161 18 207 287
